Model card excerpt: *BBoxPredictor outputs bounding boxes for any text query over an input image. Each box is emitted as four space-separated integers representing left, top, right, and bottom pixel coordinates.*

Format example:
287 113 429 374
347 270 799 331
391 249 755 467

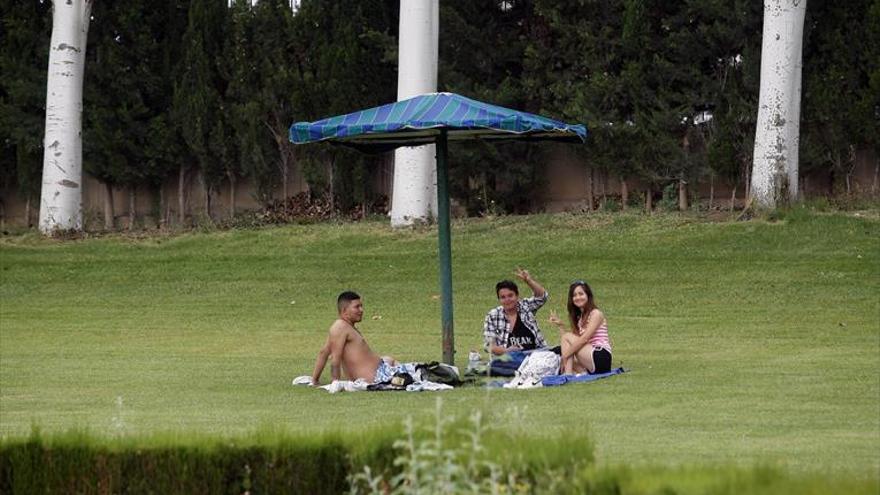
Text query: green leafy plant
350 398 545 495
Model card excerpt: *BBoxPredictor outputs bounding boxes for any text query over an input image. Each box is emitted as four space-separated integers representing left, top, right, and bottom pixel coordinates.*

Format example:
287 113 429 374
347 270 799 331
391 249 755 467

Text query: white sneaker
518 377 543 389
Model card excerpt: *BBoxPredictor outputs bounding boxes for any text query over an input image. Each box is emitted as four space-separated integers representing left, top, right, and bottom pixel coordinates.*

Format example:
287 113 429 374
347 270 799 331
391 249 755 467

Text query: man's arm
516 268 547 300
310 338 331 385
489 344 509 355
483 310 522 356
310 325 348 385
483 312 507 355
326 326 347 382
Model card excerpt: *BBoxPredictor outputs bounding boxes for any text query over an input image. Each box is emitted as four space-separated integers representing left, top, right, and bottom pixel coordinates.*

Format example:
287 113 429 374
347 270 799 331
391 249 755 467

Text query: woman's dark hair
567 281 597 332
495 280 519 297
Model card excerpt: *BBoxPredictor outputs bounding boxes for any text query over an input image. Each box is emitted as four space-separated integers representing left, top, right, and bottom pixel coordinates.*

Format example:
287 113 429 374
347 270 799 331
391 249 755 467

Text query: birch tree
390 0 438 227
750 0 807 209
39 0 93 233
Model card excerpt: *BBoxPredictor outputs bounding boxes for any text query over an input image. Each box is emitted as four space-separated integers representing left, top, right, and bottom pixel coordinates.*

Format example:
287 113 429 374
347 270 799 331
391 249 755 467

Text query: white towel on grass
320 379 370 393
293 374 452 393
406 381 454 392
292 375 313 386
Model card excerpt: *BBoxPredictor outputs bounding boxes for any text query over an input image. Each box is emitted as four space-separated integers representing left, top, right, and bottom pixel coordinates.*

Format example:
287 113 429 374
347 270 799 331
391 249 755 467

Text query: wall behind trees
1 0 877 229
2 145 874 229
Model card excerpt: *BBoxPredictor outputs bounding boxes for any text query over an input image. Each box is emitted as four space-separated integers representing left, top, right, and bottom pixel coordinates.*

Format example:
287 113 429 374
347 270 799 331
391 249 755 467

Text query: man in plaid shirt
483 268 549 355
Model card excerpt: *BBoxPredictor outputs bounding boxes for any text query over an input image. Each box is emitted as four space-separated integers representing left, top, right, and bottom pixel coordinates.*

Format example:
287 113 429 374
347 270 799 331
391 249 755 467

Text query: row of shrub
0 432 366 494
1 414 877 494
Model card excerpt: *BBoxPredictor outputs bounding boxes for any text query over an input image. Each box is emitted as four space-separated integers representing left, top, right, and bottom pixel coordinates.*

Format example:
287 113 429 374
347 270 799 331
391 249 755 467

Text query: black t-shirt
508 316 537 350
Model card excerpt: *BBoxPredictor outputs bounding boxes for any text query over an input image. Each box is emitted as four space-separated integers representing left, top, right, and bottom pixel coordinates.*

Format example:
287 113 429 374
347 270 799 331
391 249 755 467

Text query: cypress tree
800 0 878 196
221 0 258 210
440 0 548 214
0 0 52 226
289 0 397 210
253 0 298 202
172 0 227 222
84 0 151 229
82 0 191 230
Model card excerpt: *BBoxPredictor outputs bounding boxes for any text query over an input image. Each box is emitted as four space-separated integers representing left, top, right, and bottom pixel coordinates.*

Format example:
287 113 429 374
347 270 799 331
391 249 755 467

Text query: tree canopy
1 0 876 221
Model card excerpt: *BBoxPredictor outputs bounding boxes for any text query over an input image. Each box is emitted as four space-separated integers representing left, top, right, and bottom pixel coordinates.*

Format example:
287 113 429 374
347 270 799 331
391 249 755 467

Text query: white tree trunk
750 0 806 209
39 0 92 233
390 0 438 227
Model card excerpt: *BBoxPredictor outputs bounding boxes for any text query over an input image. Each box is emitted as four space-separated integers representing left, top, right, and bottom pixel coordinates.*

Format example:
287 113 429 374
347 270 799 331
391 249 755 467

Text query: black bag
415 362 462 386
367 372 414 391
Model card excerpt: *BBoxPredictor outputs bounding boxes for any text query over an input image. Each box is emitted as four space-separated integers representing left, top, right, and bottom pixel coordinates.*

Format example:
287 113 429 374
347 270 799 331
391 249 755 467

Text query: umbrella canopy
289 92 586 152
290 92 587 365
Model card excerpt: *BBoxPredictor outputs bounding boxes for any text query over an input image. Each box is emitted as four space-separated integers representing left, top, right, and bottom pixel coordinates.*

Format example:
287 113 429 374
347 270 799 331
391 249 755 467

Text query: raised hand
549 309 566 331
515 267 531 282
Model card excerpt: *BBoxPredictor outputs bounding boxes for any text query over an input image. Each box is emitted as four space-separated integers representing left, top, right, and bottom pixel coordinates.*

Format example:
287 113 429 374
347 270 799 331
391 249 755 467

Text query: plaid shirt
483 293 548 351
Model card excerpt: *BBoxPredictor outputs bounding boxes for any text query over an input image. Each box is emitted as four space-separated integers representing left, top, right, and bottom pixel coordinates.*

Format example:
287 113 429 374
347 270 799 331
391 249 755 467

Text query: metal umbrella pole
435 130 455 365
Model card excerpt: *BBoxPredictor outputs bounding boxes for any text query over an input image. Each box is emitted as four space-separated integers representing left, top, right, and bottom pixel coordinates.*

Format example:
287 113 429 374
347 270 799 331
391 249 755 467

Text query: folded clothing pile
502 350 561 389
291 361 462 393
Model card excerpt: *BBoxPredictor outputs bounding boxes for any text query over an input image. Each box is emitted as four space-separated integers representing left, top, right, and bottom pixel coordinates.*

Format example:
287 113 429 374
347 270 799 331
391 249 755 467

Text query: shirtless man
310 291 390 385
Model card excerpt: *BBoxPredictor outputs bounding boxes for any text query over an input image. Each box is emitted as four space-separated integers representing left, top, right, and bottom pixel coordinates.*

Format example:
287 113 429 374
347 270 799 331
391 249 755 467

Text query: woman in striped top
549 280 612 374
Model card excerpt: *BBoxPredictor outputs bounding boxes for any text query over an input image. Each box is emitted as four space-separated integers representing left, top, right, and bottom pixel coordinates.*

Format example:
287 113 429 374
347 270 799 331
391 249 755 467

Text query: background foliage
0 0 877 217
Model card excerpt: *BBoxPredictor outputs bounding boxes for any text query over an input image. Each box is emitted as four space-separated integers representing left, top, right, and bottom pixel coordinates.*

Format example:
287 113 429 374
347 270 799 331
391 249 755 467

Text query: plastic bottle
467 350 482 372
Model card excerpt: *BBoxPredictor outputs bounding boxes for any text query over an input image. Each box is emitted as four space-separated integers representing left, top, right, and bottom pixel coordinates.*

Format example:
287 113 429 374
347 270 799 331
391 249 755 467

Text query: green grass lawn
1 210 878 478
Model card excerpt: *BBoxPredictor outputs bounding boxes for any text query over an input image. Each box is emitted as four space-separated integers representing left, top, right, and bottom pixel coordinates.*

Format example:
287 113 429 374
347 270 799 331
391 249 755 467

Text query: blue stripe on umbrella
421 95 453 124
343 112 360 125
374 103 393 125
475 108 490 125
448 100 470 123
410 95 436 122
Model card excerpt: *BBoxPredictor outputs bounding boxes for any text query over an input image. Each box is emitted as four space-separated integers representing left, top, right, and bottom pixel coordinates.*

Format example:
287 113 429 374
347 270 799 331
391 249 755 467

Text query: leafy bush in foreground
1 402 877 494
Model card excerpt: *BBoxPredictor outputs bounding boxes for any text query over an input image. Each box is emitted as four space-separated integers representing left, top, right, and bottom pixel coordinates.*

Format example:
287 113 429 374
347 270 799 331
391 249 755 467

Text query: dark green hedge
2 431 876 495
0 433 393 495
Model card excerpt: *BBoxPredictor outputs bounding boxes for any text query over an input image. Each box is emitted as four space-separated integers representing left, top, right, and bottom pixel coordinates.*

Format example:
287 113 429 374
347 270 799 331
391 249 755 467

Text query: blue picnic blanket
541 367 626 387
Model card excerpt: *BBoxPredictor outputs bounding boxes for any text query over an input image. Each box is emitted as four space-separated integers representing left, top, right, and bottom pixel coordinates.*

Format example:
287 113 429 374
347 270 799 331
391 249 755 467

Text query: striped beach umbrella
290 92 587 365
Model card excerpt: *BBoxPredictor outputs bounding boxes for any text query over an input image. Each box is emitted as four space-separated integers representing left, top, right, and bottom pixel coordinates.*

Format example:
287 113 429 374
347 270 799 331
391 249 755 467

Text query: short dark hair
495 280 519 297
337 291 361 313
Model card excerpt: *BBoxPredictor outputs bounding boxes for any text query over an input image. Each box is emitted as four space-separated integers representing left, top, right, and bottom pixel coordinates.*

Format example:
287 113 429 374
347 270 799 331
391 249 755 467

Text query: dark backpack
416 362 462 386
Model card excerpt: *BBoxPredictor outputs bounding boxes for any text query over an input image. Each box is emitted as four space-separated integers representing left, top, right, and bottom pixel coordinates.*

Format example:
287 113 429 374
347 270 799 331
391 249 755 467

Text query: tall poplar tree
751 0 808 209
39 0 93 233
